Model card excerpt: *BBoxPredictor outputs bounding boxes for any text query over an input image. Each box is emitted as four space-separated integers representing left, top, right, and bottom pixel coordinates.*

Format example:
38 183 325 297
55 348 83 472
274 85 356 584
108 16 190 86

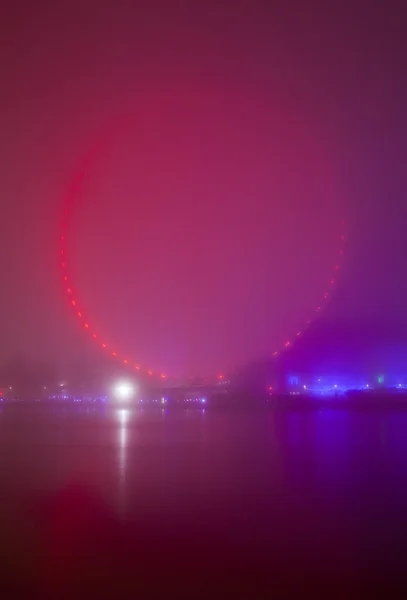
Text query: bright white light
118 408 130 426
113 381 135 402
303 385 307 389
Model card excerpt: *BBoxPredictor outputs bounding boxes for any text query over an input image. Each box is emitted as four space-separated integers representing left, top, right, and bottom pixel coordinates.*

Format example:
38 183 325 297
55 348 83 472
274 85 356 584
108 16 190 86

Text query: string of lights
60 131 346 382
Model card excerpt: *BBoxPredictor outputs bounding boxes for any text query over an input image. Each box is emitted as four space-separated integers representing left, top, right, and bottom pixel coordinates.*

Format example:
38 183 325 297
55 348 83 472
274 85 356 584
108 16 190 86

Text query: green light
378 375 385 384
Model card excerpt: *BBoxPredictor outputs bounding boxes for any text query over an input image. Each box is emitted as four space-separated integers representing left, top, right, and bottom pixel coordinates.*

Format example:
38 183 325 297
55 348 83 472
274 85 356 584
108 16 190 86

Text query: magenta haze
1 3 406 374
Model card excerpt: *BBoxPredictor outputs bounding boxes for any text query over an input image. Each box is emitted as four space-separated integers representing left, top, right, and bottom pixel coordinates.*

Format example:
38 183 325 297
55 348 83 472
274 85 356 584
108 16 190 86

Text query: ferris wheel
59 116 345 382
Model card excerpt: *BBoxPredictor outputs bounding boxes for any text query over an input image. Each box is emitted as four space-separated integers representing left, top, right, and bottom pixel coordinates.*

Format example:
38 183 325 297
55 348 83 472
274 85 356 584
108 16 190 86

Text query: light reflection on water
1 405 407 567
116 408 130 518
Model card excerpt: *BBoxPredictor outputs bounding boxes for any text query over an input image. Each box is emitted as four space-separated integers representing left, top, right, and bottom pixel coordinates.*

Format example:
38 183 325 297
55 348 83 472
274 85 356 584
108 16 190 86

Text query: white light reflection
117 408 130 519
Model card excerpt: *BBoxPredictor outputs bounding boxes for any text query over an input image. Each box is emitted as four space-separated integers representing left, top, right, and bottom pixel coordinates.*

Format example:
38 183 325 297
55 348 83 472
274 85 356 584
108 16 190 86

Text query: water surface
1 405 406 596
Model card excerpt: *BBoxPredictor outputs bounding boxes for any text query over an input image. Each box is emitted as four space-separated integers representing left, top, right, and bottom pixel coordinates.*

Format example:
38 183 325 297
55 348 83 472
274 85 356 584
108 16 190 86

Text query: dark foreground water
1 404 407 597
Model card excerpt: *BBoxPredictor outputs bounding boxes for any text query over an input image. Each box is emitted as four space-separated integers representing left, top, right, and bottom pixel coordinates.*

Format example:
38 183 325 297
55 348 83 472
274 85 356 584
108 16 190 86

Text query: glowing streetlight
112 381 135 402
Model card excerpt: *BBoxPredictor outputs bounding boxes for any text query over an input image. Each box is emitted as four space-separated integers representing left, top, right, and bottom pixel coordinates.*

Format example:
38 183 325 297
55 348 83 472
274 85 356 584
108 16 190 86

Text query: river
1 404 406 596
